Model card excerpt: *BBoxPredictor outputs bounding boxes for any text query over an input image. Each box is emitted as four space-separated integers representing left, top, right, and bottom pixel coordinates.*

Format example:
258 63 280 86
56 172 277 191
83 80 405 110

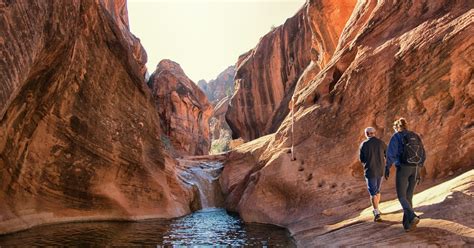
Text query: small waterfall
180 161 225 209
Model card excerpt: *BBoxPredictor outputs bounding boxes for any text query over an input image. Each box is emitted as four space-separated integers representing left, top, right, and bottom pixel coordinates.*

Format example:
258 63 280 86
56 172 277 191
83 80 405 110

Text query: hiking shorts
366 177 382 196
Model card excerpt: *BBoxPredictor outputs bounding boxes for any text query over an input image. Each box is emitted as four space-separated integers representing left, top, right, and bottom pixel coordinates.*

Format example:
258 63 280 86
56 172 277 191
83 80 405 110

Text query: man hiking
385 118 426 232
359 127 387 222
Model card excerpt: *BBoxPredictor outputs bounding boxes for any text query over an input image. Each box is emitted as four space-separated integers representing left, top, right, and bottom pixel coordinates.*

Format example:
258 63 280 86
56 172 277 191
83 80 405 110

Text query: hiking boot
374 214 382 222
405 216 420 232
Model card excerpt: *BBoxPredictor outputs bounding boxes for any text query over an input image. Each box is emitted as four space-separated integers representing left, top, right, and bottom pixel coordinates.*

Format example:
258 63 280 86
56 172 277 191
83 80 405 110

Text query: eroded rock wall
100 0 148 78
0 0 193 234
198 66 235 104
149 59 213 156
225 0 357 142
221 0 473 237
225 5 313 141
208 96 233 154
197 66 236 153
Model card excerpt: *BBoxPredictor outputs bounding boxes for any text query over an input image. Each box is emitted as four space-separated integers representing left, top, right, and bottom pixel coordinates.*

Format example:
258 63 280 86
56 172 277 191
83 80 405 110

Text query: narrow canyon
0 0 473 246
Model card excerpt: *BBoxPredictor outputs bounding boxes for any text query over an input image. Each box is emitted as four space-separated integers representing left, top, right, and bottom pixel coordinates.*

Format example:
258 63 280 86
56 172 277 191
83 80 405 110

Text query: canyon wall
225 5 313 141
148 60 213 156
209 96 232 154
198 65 235 104
197 66 236 153
0 0 194 234
225 0 357 142
100 0 147 78
221 0 473 240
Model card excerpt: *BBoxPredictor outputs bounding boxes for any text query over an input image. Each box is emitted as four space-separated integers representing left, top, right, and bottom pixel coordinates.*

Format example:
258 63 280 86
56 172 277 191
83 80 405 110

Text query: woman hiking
385 118 426 232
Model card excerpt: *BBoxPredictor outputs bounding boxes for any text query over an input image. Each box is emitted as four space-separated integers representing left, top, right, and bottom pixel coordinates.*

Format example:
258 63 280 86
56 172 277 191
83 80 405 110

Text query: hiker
385 118 426 232
359 127 387 222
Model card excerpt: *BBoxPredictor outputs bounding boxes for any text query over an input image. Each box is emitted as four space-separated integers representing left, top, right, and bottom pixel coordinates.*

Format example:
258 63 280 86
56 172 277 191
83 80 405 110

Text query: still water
0 208 295 247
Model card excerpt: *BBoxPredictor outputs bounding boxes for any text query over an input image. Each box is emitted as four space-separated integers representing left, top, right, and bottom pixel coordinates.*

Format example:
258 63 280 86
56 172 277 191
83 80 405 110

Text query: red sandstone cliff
209 96 232 153
221 0 473 245
225 5 313 141
225 0 356 142
101 0 148 78
198 66 235 104
0 0 194 234
148 59 213 156
198 66 236 153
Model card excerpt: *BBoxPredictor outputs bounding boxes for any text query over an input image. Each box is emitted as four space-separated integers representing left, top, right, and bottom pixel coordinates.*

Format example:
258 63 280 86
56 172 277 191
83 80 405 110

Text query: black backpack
401 131 426 166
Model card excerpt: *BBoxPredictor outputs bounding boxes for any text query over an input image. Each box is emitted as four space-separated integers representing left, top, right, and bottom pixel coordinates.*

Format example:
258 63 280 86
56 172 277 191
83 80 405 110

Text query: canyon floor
292 170 474 247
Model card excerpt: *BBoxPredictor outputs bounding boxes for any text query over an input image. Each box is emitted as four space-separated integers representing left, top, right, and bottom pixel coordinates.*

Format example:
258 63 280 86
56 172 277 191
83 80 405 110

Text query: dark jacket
359 137 387 178
386 130 426 170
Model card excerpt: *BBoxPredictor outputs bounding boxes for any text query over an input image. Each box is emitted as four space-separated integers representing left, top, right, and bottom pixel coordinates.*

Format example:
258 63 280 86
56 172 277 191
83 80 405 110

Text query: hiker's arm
419 135 426 165
386 134 400 169
359 143 366 164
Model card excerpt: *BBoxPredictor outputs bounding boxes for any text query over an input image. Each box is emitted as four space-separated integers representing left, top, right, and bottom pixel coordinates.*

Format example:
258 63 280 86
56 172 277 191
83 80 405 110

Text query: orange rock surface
221 0 473 245
226 0 357 142
149 59 213 156
225 5 312 141
0 0 194 234
198 66 235 153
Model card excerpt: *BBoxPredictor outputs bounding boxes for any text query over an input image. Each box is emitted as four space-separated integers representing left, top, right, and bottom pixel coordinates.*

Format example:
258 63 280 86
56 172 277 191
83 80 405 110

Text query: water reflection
0 209 294 247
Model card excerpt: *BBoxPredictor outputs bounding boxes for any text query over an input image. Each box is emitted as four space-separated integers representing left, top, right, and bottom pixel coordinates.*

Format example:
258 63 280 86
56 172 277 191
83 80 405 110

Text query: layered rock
209 97 232 154
197 66 236 154
225 7 312 141
0 0 193 234
148 59 213 156
198 66 236 103
101 0 148 78
221 0 474 244
214 0 355 145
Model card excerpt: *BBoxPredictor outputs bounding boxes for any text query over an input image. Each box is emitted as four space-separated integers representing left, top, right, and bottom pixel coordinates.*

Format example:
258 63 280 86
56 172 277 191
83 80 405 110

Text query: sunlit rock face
198 66 235 104
208 96 233 154
221 0 473 243
148 59 213 156
294 170 474 247
198 66 235 153
0 0 194 234
225 4 313 142
100 0 148 78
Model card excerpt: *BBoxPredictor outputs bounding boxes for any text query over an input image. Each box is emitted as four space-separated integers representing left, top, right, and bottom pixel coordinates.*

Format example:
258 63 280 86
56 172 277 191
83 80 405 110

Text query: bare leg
375 193 381 211
370 195 378 210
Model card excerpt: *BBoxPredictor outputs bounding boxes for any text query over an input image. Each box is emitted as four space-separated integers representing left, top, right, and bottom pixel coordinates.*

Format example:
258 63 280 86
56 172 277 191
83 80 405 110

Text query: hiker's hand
384 169 390 180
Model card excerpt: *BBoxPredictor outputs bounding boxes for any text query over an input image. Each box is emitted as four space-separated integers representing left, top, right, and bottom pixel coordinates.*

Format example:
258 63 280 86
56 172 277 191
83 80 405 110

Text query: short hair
365 127 376 136
393 118 408 130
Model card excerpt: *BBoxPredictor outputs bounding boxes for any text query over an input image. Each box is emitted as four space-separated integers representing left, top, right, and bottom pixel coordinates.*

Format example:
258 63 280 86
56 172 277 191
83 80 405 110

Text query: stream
0 161 295 246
